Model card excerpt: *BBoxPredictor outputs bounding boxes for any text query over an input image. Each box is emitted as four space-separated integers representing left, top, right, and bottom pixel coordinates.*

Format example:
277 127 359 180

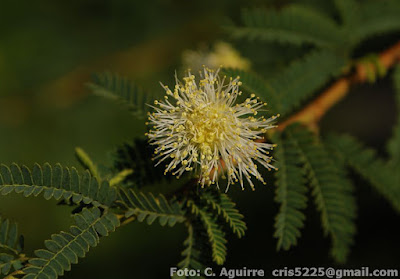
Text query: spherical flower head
146 67 278 191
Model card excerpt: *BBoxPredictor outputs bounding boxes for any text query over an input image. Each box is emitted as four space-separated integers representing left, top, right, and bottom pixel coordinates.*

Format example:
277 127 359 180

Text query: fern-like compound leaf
173 223 206 279
0 163 117 208
0 217 23 256
200 192 247 238
270 50 345 117
88 72 153 119
351 0 400 44
325 134 400 213
387 65 400 166
288 125 356 263
224 50 345 118
188 200 227 265
230 5 344 48
117 188 186 227
272 132 308 251
22 207 120 279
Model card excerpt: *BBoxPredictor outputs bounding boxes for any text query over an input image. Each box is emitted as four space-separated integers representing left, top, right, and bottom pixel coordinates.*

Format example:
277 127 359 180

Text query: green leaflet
223 49 345 117
0 163 117 208
387 65 400 166
287 125 356 263
0 217 23 256
109 169 134 187
23 207 120 279
200 192 247 239
0 216 25 276
117 188 186 227
74 147 100 178
0 253 24 276
188 200 227 265
325 134 400 213
230 5 345 49
272 132 308 251
87 72 153 119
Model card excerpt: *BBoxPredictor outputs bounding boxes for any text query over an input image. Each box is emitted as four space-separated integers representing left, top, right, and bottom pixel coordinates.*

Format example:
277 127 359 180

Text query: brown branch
277 40 400 132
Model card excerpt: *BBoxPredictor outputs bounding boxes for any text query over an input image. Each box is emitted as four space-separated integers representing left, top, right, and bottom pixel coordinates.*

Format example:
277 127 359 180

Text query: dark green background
0 0 399 278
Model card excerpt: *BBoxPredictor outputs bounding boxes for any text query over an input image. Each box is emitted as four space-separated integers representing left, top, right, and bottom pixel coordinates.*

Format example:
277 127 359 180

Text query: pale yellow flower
146 68 278 191
182 42 251 72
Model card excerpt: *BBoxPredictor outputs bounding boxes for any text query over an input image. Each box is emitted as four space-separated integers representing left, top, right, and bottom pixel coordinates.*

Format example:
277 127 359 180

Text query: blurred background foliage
0 0 399 278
